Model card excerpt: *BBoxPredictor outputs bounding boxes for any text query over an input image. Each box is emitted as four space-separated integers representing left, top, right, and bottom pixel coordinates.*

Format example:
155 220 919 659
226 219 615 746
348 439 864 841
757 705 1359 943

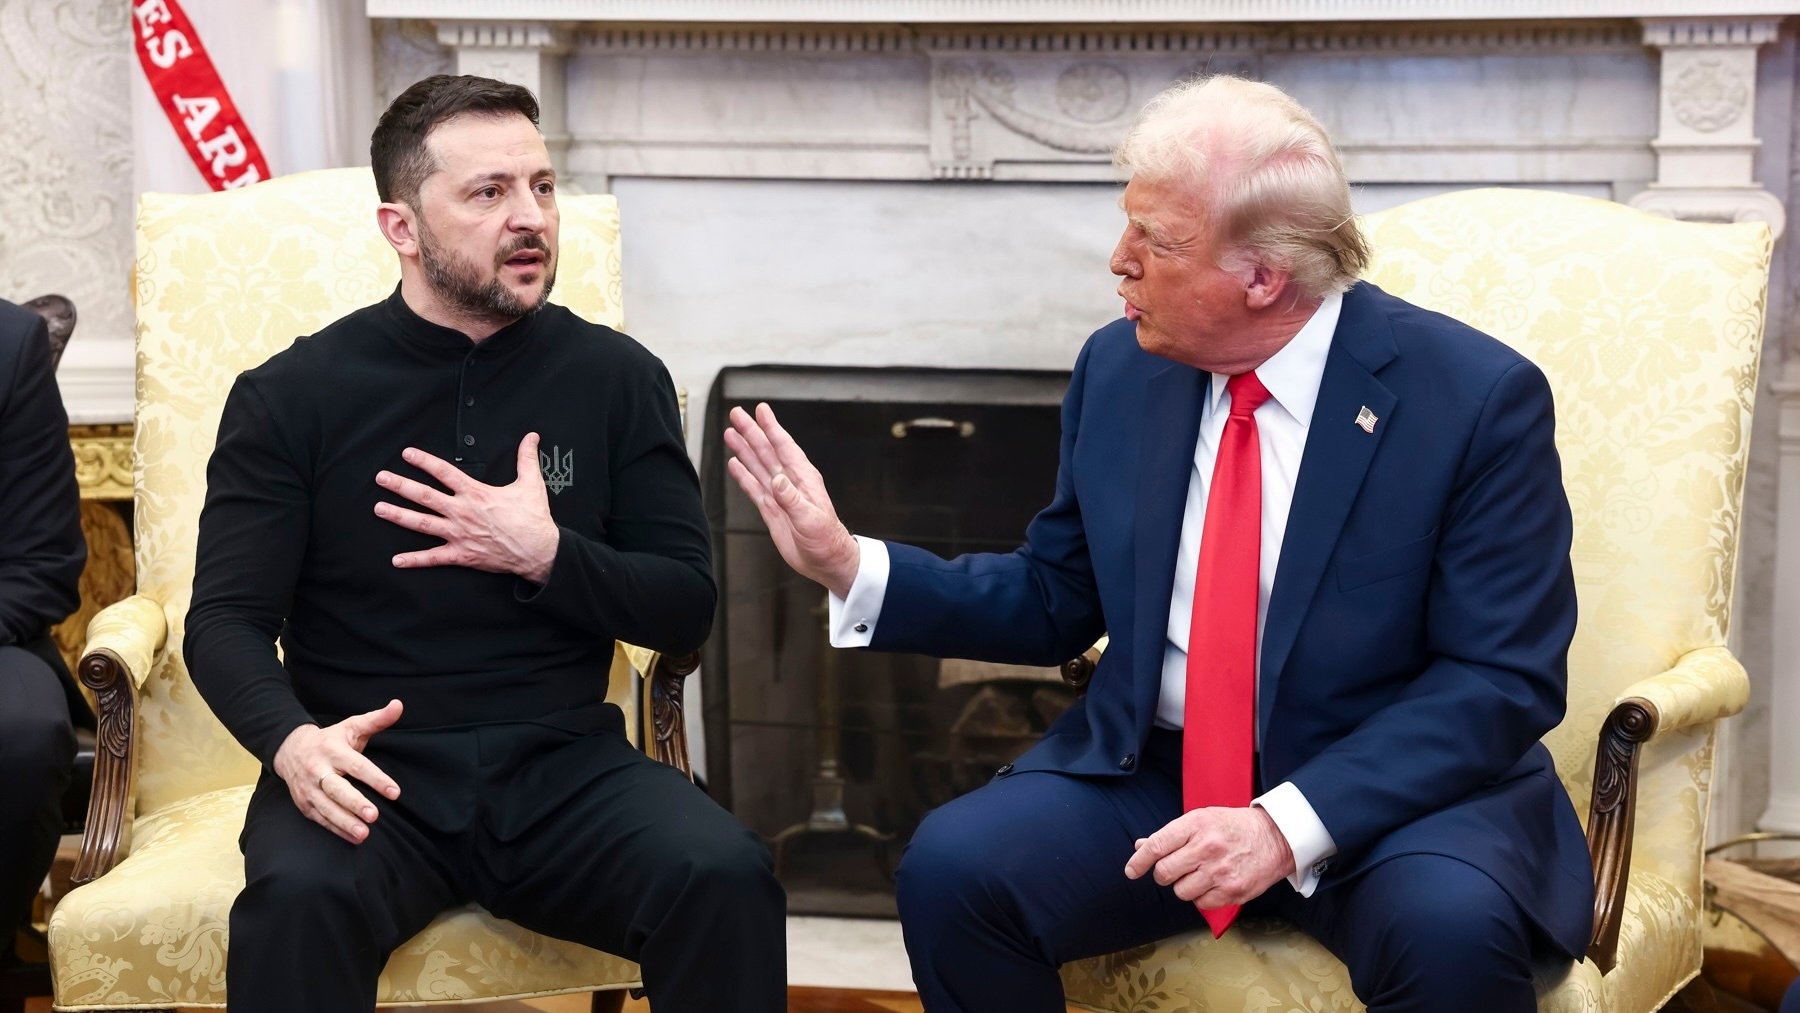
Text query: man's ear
376 202 420 258
1243 261 1296 311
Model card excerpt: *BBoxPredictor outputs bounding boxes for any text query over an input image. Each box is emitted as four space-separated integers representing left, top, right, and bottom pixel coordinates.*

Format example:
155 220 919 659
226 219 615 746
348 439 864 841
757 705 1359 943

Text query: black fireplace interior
701 365 1071 916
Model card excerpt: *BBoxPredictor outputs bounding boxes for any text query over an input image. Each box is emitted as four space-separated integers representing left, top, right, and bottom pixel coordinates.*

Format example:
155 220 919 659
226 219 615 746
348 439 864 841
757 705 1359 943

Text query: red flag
132 0 271 191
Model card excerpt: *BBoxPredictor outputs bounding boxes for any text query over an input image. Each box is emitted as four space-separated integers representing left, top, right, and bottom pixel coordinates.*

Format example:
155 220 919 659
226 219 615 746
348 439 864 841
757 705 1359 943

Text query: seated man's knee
1362 857 1532 991
659 827 782 920
237 847 367 930
896 801 1007 924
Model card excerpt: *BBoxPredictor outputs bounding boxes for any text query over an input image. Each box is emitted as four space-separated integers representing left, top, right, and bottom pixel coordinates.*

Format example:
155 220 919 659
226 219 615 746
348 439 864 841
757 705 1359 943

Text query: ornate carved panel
925 42 1253 180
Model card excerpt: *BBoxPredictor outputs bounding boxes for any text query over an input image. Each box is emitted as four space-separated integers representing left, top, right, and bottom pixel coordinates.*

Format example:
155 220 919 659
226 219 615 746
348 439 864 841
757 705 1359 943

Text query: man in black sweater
0 298 85 967
185 75 784 1012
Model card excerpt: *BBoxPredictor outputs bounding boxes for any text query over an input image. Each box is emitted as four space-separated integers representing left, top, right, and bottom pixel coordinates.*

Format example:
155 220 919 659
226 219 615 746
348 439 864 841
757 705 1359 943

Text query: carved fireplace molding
374 1 1791 236
370 1 1799 21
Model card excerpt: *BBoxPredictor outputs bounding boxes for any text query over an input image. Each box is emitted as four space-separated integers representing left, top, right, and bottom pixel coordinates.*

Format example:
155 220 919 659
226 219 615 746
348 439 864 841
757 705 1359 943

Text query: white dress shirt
828 292 1344 896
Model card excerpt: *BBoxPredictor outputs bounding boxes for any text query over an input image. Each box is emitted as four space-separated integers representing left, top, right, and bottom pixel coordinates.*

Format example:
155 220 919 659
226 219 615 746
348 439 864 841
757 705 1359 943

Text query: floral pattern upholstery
48 167 648 1008
1060 188 1774 1013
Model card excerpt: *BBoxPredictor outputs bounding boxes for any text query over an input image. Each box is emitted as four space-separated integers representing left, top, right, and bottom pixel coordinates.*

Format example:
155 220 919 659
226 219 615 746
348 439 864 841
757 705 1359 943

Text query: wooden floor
25 988 1089 1011
22 989 963 1012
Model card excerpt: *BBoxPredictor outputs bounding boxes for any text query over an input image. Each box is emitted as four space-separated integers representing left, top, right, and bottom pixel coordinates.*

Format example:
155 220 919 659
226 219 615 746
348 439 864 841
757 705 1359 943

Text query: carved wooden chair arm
1586 646 1750 973
71 594 168 886
627 646 700 779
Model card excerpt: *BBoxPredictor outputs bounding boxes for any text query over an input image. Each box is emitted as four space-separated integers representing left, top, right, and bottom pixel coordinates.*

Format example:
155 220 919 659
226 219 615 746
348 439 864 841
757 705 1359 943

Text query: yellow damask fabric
1620 647 1750 736
82 595 167 693
1060 188 1772 1012
49 167 649 1008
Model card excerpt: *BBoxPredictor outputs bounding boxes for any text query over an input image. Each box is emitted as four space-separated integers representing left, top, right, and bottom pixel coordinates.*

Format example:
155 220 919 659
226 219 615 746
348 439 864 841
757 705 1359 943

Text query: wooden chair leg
591 989 626 1013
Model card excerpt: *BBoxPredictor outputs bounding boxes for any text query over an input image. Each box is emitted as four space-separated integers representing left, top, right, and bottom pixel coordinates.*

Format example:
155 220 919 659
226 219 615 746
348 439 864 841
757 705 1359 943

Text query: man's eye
535 182 554 196
478 186 500 199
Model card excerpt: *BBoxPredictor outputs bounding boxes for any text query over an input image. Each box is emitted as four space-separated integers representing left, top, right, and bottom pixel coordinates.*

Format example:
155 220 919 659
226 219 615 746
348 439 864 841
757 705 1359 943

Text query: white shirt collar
1206 290 1344 429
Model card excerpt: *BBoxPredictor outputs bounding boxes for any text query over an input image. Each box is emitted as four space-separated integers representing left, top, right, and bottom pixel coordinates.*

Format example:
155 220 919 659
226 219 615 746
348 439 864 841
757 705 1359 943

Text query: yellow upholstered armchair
46 167 694 1011
1060 188 1773 1013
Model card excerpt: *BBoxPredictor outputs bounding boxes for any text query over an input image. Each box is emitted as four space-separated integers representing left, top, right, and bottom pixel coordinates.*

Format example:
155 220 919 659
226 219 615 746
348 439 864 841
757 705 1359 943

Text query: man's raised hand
724 403 860 598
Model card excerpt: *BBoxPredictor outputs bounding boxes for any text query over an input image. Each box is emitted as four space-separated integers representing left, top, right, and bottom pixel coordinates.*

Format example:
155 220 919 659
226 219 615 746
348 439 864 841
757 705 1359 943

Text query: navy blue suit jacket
870 281 1594 957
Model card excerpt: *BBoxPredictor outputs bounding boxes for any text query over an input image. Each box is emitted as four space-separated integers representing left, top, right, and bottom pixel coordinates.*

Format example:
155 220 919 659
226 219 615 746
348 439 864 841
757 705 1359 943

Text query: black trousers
229 705 786 1012
0 645 75 945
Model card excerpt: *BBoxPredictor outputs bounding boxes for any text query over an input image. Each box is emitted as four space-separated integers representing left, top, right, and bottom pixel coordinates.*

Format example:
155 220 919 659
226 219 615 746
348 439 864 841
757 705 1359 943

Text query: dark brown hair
371 75 540 208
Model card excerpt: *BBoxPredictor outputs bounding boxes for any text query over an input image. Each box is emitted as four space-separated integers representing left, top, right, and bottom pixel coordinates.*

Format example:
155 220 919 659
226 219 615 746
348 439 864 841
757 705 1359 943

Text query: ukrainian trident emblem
539 444 574 495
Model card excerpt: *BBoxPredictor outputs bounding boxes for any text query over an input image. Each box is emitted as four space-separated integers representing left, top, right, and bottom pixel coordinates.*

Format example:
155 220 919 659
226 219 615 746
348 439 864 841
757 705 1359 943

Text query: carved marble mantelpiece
370 1 1800 22
378 4 1791 233
1630 17 1786 235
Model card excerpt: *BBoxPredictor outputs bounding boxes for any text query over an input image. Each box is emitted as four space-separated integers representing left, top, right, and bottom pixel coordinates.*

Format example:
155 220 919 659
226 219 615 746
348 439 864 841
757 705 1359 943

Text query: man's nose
1109 240 1138 278
508 192 545 232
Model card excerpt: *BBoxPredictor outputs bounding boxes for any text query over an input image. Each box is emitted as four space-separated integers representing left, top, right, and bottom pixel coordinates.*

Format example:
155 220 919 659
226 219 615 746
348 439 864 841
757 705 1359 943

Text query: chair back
1360 188 1772 895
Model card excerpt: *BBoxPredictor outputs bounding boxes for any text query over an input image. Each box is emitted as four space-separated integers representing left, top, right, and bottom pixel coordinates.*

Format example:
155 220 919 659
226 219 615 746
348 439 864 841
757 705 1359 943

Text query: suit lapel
1133 363 1209 716
1259 284 1398 736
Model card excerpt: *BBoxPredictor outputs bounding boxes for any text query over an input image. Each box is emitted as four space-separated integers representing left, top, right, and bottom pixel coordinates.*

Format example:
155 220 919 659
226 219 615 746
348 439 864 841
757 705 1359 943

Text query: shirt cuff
1254 780 1338 897
827 535 888 647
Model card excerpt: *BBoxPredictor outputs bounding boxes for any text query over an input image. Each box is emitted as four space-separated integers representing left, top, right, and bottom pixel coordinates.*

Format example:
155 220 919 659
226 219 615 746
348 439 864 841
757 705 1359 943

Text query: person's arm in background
0 309 85 649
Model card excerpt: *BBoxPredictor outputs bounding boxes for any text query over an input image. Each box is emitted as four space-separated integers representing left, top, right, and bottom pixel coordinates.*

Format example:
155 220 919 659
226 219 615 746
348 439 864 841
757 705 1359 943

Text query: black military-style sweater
185 288 713 765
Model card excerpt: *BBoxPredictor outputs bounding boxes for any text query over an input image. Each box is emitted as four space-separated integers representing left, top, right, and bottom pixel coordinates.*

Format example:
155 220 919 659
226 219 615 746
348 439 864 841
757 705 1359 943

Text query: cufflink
853 621 869 633
1311 859 1330 876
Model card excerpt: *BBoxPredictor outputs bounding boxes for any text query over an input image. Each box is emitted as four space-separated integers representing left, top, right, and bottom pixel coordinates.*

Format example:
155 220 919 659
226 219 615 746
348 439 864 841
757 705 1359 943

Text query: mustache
497 235 551 263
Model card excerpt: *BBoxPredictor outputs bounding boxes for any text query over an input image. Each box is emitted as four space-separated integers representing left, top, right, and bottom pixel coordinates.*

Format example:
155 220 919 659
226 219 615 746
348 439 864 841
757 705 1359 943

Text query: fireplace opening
701 365 1071 917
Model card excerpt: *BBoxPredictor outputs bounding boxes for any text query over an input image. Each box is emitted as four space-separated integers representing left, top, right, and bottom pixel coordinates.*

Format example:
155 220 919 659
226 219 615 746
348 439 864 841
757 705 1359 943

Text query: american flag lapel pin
1355 406 1378 434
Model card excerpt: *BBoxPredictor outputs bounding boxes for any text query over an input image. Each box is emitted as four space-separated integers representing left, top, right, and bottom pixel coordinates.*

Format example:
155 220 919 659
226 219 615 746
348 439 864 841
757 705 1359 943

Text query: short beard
417 217 556 323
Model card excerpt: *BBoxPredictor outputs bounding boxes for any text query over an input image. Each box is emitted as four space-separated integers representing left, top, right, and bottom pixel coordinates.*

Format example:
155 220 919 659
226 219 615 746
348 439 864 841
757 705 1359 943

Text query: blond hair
1115 75 1369 300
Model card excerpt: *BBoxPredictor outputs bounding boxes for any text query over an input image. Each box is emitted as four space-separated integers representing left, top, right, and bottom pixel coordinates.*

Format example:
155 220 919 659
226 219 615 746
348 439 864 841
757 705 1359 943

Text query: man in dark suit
725 75 1592 1011
0 297 86 963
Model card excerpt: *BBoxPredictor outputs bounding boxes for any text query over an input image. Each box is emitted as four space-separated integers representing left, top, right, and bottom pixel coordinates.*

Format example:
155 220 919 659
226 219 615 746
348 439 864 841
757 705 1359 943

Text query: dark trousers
228 708 785 1012
896 728 1544 1012
0 646 74 946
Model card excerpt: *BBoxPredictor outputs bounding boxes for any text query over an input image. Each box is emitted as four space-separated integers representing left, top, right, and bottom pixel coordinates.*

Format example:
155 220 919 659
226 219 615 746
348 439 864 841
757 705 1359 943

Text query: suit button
853 622 869 633
1119 754 1136 771
463 434 476 446
996 763 1014 776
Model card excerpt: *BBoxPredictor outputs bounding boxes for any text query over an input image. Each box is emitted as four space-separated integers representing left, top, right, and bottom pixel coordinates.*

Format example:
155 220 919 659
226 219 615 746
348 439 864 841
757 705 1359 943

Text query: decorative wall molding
1629 17 1786 238
570 23 1644 55
374 18 456 112
1630 185 1787 228
437 20 574 167
437 20 572 52
579 26 916 53
1641 17 1782 47
370 0 1800 24
533 20 1663 183
1670 56 1752 131
928 52 1202 178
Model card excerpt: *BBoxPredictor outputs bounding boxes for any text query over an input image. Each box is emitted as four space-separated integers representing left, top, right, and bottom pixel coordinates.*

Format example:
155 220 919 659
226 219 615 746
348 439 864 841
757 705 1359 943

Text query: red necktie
1183 371 1272 937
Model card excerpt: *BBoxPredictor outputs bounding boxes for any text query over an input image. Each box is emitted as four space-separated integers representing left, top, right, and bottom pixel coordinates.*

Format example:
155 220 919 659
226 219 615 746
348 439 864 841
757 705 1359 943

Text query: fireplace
701 365 1070 916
